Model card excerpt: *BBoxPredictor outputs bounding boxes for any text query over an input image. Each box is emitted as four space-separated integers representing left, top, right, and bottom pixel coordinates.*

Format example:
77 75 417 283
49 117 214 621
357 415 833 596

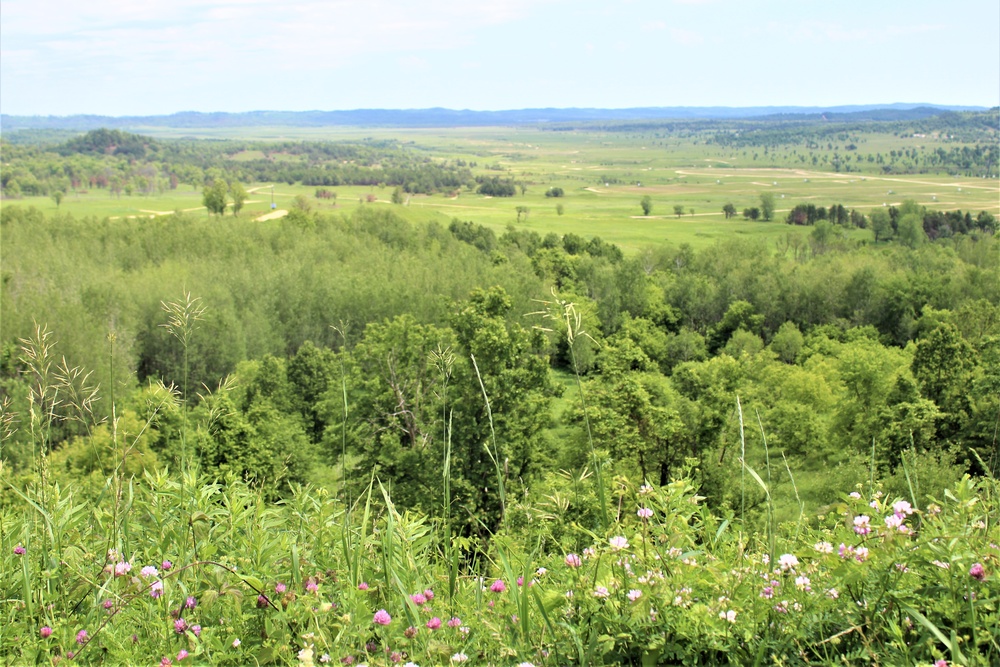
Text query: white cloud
669 28 703 45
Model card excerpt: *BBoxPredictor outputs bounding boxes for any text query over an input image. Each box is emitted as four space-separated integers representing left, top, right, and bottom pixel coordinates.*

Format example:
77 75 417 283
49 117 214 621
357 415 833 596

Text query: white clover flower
778 554 799 571
813 541 833 554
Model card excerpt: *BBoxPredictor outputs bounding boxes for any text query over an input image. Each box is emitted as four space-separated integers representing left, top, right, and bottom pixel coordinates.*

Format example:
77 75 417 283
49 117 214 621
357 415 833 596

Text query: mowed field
11 124 998 252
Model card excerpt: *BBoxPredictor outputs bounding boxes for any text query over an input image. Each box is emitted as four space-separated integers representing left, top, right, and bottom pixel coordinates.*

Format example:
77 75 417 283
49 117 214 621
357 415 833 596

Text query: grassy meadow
12 124 998 252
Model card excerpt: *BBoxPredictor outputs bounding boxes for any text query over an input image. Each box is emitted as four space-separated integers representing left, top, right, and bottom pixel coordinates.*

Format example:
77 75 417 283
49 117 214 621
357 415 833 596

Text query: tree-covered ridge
0 130 475 198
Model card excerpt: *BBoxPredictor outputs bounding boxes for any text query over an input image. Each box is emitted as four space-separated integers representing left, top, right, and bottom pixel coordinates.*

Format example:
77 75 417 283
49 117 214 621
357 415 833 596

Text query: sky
2 0 998 117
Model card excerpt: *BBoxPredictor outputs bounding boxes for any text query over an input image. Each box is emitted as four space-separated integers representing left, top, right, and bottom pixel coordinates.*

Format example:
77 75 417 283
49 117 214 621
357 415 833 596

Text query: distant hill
1 104 989 131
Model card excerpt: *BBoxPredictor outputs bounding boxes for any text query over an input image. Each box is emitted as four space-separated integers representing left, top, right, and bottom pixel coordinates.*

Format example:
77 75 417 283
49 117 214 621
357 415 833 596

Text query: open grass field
8 124 997 252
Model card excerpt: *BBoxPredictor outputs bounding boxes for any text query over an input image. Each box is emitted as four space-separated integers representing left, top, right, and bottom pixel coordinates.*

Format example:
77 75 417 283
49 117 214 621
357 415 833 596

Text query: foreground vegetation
2 454 998 665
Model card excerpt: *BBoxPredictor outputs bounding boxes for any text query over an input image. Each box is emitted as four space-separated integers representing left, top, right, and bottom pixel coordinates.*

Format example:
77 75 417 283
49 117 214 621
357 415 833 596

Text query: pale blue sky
2 0 997 116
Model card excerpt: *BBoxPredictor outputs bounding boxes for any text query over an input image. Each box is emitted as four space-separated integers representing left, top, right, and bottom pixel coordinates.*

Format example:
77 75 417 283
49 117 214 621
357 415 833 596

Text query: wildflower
103 599 114 610
306 579 319 594
869 500 879 509
299 646 315 666
637 507 653 519
150 580 164 598
854 547 869 562
426 617 441 630
838 543 853 559
583 547 597 559
160 658 173 667
114 561 132 576
760 586 774 599
516 576 524 587
191 625 201 637
932 560 950 569
535 567 547 576
813 541 833 554
175 618 188 634
404 663 418 667
447 617 462 627
777 554 798 572
639 484 653 495
76 629 88 645
185 596 197 609
320 655 331 664
490 579 507 593
410 592 427 605
13 544 26 555
233 639 241 648
628 589 642 602
565 553 582 568
358 582 369 591
373 609 391 626
795 576 811 592
849 492 861 499
451 653 468 663
970 563 986 581
257 594 270 608
892 500 914 516
826 588 839 599
761 554 770 565
140 565 159 579
276 583 287 594
609 536 629 551
162 560 173 570
934 661 949 667
177 650 189 661
423 589 434 600
518 663 536 667
40 626 53 639
404 626 417 639
593 586 610 598
853 515 871 535
719 610 737 623
895 562 909 572
389 652 402 664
